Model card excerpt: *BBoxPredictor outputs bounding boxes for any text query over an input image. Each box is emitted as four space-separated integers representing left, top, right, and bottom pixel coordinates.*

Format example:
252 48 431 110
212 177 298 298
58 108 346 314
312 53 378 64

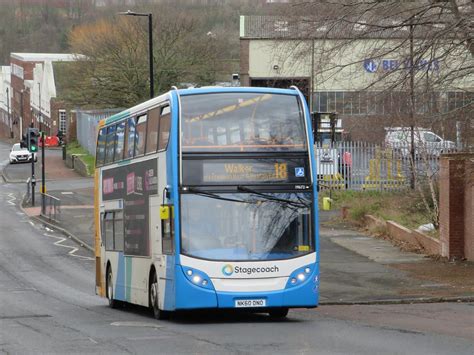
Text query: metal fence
76 109 122 156
40 193 61 223
315 141 459 191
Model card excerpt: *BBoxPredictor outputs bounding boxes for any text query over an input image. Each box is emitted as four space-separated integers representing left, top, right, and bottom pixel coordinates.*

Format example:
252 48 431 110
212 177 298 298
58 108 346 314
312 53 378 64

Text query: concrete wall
439 154 474 261
364 215 441 256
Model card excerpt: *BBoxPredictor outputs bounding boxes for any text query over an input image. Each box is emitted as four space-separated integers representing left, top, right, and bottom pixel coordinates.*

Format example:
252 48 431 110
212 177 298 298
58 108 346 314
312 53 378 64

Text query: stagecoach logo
222 264 234 276
221 264 280 276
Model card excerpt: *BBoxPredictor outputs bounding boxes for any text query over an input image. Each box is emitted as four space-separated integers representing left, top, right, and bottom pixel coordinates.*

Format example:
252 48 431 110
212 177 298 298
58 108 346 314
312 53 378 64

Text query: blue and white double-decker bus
94 86 319 319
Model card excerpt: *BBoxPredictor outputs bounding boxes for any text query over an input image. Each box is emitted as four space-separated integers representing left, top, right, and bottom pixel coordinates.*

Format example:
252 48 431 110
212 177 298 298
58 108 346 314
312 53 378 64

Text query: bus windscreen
181 93 307 152
180 192 313 261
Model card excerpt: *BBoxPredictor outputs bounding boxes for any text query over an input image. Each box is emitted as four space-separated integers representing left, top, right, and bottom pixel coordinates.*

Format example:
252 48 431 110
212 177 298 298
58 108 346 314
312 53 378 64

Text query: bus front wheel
150 273 170 320
268 308 289 319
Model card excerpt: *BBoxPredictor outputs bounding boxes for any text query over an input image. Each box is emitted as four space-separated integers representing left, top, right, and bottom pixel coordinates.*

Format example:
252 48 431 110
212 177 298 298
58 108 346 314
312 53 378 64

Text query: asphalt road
1 140 474 354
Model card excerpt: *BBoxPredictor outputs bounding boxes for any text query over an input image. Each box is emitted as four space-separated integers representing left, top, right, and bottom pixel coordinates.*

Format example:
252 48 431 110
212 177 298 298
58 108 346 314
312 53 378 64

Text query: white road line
7 193 16 205
43 233 94 261
29 221 35 227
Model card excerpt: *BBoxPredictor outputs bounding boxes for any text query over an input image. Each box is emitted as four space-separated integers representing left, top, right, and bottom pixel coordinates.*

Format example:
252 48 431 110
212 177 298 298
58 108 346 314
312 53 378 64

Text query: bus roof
105 86 301 126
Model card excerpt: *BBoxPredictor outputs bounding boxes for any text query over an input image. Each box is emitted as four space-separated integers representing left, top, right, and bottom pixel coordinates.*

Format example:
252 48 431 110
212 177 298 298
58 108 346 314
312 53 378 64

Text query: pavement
2 142 474 305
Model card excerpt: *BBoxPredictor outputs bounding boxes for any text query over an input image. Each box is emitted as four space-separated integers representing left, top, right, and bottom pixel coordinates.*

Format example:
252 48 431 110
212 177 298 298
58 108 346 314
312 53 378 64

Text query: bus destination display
183 158 310 185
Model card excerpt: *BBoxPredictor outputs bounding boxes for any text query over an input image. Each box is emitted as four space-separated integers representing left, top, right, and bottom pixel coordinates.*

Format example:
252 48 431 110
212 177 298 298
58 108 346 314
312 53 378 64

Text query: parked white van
385 127 456 157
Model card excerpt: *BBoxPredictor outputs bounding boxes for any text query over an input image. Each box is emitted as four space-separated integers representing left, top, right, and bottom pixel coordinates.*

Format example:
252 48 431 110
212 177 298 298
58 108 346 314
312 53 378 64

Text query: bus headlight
182 266 214 290
286 264 315 288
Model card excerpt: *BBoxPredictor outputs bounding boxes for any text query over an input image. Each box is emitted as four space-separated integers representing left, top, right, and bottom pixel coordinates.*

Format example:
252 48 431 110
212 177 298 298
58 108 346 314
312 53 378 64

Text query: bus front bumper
174 265 319 310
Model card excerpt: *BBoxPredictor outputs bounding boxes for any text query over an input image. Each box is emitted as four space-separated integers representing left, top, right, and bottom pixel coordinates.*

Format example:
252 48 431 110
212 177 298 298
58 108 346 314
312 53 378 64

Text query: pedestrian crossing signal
27 128 39 153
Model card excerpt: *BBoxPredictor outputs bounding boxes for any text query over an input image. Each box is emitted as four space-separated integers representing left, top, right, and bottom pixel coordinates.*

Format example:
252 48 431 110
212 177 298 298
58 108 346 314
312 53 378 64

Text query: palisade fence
315 141 460 191
76 109 122 156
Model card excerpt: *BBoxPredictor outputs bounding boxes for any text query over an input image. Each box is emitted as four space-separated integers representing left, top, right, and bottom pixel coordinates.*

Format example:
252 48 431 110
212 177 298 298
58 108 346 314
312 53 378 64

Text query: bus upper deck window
158 106 171 151
125 117 136 159
114 121 126 162
135 115 147 156
96 128 107 166
146 108 160 154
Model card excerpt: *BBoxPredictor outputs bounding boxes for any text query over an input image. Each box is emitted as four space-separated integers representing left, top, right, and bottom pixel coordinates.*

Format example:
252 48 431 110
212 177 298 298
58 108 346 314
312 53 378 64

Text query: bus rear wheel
106 267 122 309
268 308 289 319
150 273 170 320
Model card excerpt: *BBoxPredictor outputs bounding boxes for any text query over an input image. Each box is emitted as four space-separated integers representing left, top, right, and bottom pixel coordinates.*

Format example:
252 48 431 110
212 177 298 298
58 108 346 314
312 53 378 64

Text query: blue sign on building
364 58 440 73
363 59 378 73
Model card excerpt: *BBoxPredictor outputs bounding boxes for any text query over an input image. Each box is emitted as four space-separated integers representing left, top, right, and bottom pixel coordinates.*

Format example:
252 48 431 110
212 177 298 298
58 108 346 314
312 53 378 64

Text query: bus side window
125 117 136 159
146 108 160 154
158 106 171 151
104 212 114 250
115 121 126 162
161 206 174 254
135 115 147 156
114 211 124 251
105 125 117 164
96 128 107 167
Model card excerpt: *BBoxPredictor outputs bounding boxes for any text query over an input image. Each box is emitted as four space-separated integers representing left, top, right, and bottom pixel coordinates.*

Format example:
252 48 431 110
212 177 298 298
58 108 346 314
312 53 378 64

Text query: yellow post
323 197 332 211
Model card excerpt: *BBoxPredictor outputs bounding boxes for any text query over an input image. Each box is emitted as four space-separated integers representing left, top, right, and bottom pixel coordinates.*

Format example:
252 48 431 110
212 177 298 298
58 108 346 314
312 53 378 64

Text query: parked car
9 143 37 164
385 127 456 158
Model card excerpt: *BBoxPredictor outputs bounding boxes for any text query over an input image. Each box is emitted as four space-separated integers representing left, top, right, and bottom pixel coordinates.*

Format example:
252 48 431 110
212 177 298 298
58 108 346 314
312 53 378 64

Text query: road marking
61 191 74 195
110 321 164 328
7 193 16 205
88 337 98 344
43 233 94 261
29 221 35 227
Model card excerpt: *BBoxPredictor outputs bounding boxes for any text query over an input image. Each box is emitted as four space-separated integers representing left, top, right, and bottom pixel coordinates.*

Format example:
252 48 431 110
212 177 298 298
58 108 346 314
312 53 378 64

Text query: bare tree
252 1 473 228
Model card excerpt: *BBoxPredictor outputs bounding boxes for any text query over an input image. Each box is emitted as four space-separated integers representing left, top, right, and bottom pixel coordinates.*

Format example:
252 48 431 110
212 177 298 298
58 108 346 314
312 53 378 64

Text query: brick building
6 53 79 141
0 66 12 138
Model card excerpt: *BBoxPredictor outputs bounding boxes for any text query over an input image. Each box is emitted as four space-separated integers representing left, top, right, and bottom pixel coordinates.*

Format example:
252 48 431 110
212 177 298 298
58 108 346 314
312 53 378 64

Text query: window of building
59 110 67 134
135 115 147 156
146 108 160 154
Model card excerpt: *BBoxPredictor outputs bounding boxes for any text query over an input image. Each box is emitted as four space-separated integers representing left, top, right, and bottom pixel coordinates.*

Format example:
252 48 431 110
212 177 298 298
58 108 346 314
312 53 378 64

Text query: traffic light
27 127 39 153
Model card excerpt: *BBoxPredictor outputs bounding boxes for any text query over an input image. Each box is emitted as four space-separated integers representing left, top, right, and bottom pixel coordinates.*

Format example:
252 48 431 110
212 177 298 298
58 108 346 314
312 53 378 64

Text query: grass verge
66 141 95 176
320 189 437 234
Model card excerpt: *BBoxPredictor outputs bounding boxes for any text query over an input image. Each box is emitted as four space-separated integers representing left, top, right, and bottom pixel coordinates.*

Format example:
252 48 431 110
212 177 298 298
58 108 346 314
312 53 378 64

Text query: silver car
9 143 37 164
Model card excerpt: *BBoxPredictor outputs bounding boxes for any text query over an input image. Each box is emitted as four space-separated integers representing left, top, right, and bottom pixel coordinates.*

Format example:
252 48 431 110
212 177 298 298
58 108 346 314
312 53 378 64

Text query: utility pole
39 83 46 214
20 90 24 142
6 88 12 138
409 21 416 190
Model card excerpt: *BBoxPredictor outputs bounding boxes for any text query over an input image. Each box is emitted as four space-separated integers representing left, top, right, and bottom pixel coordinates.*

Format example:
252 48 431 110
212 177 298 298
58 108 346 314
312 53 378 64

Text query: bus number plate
234 299 266 308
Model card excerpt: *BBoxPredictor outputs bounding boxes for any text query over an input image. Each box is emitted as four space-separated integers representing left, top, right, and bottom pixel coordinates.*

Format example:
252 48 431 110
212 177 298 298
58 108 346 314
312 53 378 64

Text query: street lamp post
119 10 154 99
39 82 46 214
6 88 12 138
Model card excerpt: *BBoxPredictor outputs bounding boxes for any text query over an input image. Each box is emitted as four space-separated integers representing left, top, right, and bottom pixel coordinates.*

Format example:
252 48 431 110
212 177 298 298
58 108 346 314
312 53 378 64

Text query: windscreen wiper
236 186 309 208
184 187 252 204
